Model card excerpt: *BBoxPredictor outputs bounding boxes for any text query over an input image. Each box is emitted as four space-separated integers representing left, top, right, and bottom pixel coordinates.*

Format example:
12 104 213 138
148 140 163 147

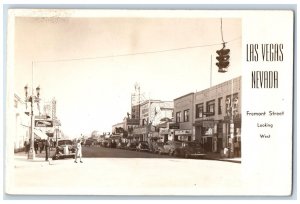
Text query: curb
202 157 241 163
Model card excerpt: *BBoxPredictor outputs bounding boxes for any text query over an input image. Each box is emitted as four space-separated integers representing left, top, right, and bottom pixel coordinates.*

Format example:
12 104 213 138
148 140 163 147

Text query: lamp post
24 85 41 160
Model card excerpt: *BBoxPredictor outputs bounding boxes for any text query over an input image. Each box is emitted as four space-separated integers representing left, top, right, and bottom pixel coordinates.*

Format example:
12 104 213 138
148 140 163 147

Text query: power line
35 36 241 64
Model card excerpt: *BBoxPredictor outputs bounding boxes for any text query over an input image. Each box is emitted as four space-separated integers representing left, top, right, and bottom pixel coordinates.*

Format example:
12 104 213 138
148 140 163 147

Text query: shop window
184 109 189 122
176 112 181 123
195 103 203 118
206 100 215 115
226 93 239 116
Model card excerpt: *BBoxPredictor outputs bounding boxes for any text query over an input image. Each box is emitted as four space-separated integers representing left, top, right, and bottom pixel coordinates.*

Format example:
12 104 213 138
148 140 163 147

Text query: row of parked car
101 139 205 158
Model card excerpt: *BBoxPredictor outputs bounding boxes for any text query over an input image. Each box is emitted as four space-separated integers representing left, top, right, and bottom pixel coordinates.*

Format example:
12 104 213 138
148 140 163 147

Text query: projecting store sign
35 120 53 127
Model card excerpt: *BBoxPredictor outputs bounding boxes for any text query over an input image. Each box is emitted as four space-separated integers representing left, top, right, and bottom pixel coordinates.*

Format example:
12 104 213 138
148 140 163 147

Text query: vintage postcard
5 9 294 196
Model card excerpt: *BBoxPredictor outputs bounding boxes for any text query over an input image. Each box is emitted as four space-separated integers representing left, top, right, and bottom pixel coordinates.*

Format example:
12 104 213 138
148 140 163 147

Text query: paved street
7 149 242 196
81 146 174 158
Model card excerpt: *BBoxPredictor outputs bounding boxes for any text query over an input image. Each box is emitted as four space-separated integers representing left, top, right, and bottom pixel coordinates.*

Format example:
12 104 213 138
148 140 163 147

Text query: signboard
169 123 180 129
133 127 147 134
35 120 53 127
126 118 139 125
35 115 50 120
175 129 192 135
202 121 215 128
159 128 169 135
203 112 214 116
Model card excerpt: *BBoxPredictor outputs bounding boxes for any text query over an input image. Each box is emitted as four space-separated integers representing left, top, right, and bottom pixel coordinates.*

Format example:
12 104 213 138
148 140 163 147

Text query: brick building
193 76 241 155
173 93 194 141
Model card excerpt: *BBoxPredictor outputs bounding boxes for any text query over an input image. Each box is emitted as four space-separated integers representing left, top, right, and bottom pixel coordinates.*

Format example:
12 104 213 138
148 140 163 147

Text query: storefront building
133 99 173 141
173 93 194 142
193 76 241 155
14 94 30 152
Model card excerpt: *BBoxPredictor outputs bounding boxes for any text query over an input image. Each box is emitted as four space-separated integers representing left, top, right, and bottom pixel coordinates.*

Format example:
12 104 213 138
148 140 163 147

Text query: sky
13 14 241 138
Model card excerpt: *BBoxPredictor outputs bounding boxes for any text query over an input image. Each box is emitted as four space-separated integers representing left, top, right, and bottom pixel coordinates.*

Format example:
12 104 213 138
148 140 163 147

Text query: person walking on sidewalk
39 140 44 153
74 139 83 163
34 139 39 154
45 138 50 161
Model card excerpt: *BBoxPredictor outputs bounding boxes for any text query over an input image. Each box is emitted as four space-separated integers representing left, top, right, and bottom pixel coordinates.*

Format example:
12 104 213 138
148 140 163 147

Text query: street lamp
24 85 41 160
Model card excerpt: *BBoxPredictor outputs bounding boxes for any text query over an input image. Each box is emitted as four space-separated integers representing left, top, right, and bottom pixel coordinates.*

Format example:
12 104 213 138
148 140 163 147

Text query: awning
34 129 48 140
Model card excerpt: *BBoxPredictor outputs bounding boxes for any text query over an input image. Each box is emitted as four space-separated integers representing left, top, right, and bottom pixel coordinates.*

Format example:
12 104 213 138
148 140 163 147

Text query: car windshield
140 143 148 147
58 140 73 146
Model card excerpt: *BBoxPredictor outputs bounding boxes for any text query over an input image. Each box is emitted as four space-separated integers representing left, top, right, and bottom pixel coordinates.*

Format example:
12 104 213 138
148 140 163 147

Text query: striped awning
34 129 48 140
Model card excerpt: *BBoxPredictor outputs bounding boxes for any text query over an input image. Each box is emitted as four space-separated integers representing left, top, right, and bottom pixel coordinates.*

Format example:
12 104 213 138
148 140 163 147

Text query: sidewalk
14 150 74 169
201 152 241 163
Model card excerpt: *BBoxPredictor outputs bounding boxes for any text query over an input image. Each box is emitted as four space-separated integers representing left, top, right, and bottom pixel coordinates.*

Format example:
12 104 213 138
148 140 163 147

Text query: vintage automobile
136 141 150 152
84 139 94 147
159 141 182 155
175 141 203 158
149 141 165 154
126 141 138 151
52 139 76 160
116 142 127 149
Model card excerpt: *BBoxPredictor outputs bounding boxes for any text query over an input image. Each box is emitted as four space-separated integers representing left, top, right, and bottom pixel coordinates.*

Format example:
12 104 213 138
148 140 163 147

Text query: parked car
159 141 182 156
116 142 127 149
149 141 165 154
136 141 150 152
126 142 138 151
84 139 96 147
176 141 203 158
52 139 76 160
107 140 117 148
101 139 109 147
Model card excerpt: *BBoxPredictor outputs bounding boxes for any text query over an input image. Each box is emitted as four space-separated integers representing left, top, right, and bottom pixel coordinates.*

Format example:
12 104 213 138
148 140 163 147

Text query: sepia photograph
5 9 293 196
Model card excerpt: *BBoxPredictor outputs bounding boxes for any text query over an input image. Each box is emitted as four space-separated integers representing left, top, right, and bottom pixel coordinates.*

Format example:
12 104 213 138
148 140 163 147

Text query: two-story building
193 76 241 155
173 93 194 142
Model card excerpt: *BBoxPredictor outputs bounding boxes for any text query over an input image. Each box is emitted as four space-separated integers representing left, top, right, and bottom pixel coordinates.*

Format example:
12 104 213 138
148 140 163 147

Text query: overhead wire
35 36 241 64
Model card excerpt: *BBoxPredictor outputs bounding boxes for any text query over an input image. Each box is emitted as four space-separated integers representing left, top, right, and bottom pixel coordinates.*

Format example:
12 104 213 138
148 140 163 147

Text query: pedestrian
24 140 28 153
45 138 50 161
39 140 44 153
74 139 83 163
34 139 39 154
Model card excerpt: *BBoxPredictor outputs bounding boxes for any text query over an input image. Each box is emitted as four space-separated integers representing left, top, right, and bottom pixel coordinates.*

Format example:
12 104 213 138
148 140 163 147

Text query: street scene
8 10 242 195
12 145 242 195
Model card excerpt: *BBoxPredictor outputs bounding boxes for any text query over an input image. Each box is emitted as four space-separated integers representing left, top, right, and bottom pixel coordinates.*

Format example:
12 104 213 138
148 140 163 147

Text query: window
232 93 239 116
225 95 232 116
195 103 203 118
176 112 181 123
206 100 215 115
184 109 189 122
218 97 222 115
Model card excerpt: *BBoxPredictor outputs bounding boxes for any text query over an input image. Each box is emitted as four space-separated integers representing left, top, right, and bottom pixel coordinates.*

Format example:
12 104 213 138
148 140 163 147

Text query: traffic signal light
216 47 230 73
